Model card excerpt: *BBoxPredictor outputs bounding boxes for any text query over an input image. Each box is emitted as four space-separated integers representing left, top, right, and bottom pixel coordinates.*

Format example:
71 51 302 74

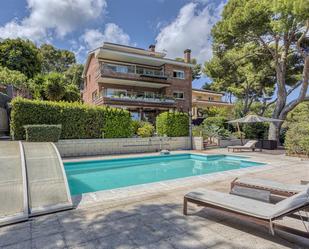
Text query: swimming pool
64 154 265 195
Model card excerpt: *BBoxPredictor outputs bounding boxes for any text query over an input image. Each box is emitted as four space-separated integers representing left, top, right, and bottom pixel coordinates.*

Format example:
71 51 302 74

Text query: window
173 70 185 79
144 92 155 98
105 88 127 98
88 74 91 83
106 64 134 74
173 91 184 99
92 90 98 101
208 97 214 101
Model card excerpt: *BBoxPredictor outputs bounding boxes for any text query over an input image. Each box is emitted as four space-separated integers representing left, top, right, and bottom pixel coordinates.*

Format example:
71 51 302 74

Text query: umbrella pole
237 122 243 145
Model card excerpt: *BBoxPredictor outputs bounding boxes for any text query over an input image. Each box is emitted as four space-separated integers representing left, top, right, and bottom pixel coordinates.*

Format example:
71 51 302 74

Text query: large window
173 70 185 79
105 64 134 74
105 88 127 98
173 91 184 99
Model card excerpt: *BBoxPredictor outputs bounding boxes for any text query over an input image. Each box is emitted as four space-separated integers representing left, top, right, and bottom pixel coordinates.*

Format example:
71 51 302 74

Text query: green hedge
156 111 189 137
285 122 309 157
11 98 133 140
24 124 62 142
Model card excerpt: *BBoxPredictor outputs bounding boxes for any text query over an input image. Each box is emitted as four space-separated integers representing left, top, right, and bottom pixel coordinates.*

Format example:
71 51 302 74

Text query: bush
285 122 309 157
137 122 155 137
11 97 133 140
156 112 189 137
131 120 143 135
24 124 62 142
202 116 227 128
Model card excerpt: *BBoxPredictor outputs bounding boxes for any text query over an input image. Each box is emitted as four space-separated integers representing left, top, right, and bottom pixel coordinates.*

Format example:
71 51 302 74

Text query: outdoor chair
227 140 258 152
231 177 309 197
183 187 309 238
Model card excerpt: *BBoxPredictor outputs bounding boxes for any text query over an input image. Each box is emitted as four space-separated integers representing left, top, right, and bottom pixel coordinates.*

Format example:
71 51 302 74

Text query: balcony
97 63 171 88
94 90 176 108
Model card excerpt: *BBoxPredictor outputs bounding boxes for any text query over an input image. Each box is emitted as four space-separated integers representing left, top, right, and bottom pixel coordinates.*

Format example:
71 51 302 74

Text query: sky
0 0 225 89
0 0 306 101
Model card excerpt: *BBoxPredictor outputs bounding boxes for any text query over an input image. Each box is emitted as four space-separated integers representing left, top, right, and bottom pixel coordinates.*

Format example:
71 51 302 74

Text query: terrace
1 149 308 248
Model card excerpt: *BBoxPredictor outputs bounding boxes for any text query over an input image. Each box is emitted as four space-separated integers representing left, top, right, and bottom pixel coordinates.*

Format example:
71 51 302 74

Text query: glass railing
101 64 167 78
103 91 175 103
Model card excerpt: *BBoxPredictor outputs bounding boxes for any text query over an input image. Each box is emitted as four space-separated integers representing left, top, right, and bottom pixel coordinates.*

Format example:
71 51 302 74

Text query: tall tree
204 44 275 116
175 58 202 80
0 39 41 78
64 64 84 88
211 0 309 141
40 44 76 73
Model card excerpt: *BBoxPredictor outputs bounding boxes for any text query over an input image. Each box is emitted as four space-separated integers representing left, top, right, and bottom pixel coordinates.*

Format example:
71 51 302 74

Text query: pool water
64 154 265 195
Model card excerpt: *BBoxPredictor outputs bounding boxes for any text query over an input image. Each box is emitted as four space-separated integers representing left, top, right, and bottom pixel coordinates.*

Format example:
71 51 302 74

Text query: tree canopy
207 0 309 140
40 44 76 73
0 38 41 78
175 57 202 80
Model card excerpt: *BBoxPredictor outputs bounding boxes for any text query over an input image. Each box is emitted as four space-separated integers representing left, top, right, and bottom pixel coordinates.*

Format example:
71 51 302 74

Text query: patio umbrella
227 114 283 144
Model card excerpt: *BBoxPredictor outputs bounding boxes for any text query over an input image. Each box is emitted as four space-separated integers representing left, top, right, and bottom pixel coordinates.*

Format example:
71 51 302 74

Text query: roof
192 88 225 96
82 43 194 77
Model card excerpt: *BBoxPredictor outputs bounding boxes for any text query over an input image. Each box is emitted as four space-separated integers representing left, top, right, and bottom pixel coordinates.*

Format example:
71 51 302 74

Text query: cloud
82 23 131 50
155 2 224 63
0 0 107 42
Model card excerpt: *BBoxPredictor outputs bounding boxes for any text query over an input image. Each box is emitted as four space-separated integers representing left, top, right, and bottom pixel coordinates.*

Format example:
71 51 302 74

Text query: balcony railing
100 64 168 80
102 91 175 104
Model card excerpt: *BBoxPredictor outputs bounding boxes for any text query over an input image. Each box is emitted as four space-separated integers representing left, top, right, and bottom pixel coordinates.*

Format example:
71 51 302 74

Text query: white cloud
82 23 131 50
0 0 107 42
155 2 224 63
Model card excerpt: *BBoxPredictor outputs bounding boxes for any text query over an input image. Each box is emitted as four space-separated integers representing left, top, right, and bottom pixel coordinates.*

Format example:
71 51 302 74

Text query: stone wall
56 136 191 158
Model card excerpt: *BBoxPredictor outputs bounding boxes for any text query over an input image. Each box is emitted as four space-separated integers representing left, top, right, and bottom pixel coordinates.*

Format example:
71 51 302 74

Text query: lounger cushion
185 188 275 219
272 187 309 219
234 177 308 194
228 140 257 149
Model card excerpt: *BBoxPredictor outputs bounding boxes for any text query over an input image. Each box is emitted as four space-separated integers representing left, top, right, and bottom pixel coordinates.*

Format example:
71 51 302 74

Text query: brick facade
82 43 192 122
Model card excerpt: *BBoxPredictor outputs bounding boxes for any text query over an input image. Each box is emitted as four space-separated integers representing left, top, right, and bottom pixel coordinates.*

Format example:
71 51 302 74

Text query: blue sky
0 0 225 89
0 0 307 101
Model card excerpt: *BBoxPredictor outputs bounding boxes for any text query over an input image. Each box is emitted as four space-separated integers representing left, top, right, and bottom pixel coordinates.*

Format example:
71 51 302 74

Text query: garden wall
55 137 193 157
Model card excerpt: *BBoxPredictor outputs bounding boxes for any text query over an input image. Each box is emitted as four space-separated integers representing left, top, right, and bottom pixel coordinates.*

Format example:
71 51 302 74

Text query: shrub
24 124 62 142
156 112 189 137
137 122 155 137
285 122 309 157
11 97 133 140
202 116 227 128
131 120 143 135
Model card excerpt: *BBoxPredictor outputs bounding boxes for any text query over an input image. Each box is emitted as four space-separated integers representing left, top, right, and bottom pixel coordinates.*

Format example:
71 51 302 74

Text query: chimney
184 49 191 63
149 44 155 52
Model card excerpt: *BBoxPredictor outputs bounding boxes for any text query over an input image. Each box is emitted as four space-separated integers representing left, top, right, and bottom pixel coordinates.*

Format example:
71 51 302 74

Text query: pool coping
66 152 272 208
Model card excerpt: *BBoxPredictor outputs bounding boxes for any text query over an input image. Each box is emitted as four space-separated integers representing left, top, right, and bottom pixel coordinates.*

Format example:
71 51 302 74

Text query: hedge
24 124 62 142
10 98 133 140
156 111 189 137
285 122 309 157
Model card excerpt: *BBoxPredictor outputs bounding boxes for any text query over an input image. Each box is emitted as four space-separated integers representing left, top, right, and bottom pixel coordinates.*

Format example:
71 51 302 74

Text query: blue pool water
64 154 265 195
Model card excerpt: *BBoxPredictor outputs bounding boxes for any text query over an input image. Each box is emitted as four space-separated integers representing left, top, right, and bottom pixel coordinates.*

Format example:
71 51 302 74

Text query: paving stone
137 239 175 249
167 233 210 249
1 240 32 249
0 227 31 247
68 239 100 249
127 226 165 246
97 233 137 249
64 228 97 247
31 221 64 238
32 233 66 249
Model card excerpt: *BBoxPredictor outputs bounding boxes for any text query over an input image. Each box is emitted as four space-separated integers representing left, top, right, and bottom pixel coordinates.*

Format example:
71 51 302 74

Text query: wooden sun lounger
183 188 309 238
231 177 308 197
227 140 259 152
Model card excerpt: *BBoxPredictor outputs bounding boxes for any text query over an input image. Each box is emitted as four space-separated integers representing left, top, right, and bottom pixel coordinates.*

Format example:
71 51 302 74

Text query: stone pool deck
1 148 309 248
